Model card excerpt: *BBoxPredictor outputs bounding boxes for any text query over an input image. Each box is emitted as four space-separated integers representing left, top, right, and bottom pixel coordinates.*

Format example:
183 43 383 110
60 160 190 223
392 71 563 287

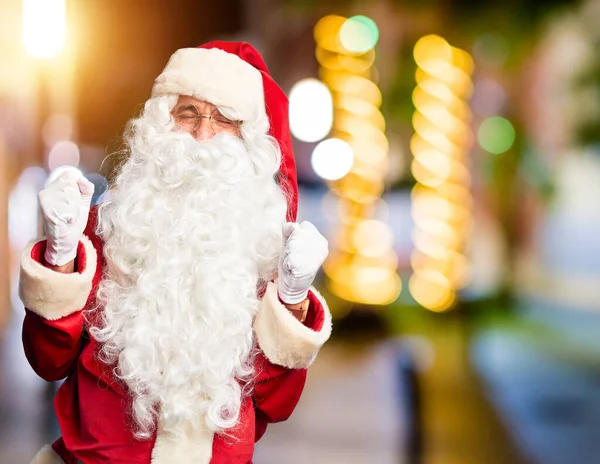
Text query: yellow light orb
337 49 376 73
409 270 456 312
451 46 475 75
412 149 452 179
351 268 402 305
314 15 346 48
414 35 452 71
351 219 394 258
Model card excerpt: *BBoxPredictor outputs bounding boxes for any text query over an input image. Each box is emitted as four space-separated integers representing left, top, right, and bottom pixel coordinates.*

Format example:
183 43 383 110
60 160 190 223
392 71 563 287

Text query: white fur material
254 282 332 369
151 418 214 464
152 47 266 122
91 96 288 439
29 445 64 464
19 235 97 320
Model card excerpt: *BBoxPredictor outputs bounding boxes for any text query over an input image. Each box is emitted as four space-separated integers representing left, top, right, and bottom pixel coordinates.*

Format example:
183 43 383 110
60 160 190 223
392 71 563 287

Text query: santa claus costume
19 42 332 464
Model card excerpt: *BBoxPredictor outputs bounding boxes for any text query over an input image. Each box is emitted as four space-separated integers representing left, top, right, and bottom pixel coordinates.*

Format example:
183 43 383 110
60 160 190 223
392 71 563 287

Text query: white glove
39 169 95 266
278 221 329 304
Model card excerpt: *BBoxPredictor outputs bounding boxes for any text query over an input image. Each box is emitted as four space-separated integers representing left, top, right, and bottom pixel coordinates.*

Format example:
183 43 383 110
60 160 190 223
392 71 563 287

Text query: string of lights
313 15 401 306
408 35 475 312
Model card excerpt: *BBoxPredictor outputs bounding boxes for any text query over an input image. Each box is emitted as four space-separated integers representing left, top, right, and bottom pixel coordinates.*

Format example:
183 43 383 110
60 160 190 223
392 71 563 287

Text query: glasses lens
211 107 241 132
172 108 200 130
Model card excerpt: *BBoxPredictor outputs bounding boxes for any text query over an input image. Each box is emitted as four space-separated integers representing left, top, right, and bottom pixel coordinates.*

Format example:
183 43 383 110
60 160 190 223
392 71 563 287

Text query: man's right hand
38 169 95 267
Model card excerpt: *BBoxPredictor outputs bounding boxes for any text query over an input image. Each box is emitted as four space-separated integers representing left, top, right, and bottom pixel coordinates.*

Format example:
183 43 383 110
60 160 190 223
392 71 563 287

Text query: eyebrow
173 104 201 113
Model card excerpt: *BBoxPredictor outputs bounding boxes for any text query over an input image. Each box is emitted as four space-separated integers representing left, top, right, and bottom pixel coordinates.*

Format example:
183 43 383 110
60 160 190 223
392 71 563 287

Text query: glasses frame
170 105 243 136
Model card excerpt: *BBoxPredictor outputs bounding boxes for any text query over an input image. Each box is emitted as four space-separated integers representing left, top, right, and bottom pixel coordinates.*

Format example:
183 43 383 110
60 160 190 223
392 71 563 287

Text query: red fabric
22 206 326 463
199 41 298 222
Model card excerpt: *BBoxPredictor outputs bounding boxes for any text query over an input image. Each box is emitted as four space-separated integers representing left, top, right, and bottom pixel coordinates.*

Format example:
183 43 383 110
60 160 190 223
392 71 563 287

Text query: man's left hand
278 221 329 305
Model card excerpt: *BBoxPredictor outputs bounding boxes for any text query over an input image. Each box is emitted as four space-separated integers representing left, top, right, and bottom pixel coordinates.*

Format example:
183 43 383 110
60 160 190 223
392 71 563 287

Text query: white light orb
23 0 66 58
289 78 333 142
311 138 354 181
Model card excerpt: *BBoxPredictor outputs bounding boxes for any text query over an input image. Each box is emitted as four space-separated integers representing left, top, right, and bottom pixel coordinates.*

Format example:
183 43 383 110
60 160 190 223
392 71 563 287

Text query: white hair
89 94 288 440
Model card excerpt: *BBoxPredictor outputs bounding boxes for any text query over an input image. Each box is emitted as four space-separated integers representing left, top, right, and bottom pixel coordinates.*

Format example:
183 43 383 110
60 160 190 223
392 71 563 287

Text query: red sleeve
20 207 101 382
252 293 327 442
22 308 85 382
252 353 307 442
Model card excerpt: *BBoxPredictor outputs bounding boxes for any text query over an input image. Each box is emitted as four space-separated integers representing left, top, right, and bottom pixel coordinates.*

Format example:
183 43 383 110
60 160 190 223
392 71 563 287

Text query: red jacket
19 206 332 464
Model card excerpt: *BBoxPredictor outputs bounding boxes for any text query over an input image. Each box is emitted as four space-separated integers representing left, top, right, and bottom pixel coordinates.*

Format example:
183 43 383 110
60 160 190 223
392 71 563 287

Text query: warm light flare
23 0 66 58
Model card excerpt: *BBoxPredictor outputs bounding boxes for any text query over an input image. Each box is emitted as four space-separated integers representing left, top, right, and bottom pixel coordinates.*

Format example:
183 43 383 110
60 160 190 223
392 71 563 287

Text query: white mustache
137 132 253 191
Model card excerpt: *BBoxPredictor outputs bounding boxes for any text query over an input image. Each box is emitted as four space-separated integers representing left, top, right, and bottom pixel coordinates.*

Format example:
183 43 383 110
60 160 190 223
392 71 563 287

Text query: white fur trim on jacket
29 445 64 464
254 281 332 369
19 235 97 320
152 417 214 464
152 47 266 122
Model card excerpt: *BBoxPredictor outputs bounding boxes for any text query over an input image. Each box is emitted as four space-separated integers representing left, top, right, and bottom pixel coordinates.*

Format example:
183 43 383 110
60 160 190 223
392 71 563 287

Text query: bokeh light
472 34 509 68
311 138 354 181
410 35 474 312
478 116 516 154
339 16 379 54
414 35 452 74
47 141 80 171
315 14 399 306
289 78 333 142
351 219 394 258
471 78 507 117
409 269 456 312
22 0 66 58
314 15 346 52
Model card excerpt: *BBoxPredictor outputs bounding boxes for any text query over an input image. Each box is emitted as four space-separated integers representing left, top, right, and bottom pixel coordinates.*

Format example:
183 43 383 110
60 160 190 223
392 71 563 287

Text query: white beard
90 102 287 440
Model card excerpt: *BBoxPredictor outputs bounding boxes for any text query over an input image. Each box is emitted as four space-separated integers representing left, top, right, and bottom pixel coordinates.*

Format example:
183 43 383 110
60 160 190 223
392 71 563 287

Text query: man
19 42 331 464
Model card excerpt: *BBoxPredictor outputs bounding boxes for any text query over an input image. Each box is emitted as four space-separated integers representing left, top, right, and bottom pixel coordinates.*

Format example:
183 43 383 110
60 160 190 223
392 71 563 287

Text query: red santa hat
151 41 298 222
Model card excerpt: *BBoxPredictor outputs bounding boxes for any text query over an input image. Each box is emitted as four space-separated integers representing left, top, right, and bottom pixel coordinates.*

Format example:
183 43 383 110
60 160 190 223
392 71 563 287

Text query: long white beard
91 106 287 440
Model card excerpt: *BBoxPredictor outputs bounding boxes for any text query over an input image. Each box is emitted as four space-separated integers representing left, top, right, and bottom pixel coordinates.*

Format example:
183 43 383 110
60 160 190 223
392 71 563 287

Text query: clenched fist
39 169 95 266
278 221 329 305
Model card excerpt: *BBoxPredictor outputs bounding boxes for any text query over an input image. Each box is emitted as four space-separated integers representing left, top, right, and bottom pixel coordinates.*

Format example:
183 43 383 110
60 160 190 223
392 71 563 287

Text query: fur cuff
254 282 332 369
19 235 97 320
29 445 64 464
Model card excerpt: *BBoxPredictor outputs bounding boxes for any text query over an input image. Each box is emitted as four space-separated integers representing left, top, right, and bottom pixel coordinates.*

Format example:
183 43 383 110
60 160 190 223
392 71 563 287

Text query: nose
192 117 214 142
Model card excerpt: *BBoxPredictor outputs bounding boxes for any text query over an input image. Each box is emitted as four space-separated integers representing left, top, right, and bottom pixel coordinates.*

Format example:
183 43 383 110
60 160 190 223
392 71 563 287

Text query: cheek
218 127 242 139
173 124 191 135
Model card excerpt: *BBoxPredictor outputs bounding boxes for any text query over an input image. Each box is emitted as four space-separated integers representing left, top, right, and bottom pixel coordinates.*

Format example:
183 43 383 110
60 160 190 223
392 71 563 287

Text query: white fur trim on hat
151 416 214 464
152 47 266 122
254 281 332 369
29 445 64 464
19 235 97 320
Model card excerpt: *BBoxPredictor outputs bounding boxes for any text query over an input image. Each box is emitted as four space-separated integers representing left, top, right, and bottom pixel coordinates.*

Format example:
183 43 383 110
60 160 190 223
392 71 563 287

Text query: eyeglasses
171 105 242 135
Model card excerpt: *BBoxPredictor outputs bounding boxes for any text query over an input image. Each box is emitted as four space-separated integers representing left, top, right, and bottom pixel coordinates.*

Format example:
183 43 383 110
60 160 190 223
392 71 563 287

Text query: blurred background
2 0 600 463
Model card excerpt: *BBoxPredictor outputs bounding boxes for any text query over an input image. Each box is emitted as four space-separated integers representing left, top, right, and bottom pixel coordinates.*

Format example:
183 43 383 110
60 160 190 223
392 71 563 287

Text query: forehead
175 95 215 109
